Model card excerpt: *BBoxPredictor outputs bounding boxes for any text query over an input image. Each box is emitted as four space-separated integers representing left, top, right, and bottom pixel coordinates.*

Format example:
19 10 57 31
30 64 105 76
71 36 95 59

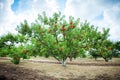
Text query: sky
0 0 120 41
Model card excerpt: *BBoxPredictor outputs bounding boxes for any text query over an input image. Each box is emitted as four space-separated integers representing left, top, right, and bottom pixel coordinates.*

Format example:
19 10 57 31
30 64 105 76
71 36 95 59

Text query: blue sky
11 0 20 11
0 0 120 41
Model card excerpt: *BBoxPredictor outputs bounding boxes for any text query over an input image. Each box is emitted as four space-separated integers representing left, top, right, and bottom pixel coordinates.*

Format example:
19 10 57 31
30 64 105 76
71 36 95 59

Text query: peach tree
16 12 113 65
17 12 89 66
0 33 30 64
88 28 114 62
0 33 17 57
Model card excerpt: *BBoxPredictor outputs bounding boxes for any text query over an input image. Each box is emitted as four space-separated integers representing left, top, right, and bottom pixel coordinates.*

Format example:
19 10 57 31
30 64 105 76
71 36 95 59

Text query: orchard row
0 12 120 66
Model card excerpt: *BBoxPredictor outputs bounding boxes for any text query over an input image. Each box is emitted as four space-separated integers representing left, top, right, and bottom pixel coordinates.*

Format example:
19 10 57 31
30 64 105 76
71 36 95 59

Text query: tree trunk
104 58 109 62
12 57 20 64
69 56 72 61
61 60 66 67
70 58 72 61
95 56 97 61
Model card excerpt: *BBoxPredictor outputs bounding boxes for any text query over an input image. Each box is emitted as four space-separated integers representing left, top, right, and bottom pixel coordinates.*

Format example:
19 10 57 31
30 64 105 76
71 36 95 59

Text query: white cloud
64 0 103 21
13 0 59 25
64 0 120 41
103 4 120 41
0 0 17 35
0 0 59 36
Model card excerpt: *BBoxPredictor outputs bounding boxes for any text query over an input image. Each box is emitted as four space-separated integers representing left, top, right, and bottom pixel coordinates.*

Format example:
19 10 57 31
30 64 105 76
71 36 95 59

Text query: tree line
0 12 120 66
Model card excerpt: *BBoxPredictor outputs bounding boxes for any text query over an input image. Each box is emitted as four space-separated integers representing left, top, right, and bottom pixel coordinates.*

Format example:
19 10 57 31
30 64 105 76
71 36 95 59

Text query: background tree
0 33 30 64
0 33 17 57
88 28 114 62
113 41 120 57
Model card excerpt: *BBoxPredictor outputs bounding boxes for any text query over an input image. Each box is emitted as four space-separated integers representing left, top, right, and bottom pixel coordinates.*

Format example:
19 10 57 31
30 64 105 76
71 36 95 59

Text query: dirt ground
0 57 120 80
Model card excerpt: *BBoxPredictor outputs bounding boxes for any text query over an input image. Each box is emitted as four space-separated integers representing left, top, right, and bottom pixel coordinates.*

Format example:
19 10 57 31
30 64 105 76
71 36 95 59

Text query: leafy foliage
0 12 116 65
113 41 120 57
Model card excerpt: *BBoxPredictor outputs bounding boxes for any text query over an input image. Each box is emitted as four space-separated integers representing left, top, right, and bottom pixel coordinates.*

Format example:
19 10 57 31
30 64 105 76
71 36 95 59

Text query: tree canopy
0 12 117 65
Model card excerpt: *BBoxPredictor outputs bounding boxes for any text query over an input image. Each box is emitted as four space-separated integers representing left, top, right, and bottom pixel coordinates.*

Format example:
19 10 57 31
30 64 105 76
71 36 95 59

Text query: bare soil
0 57 120 80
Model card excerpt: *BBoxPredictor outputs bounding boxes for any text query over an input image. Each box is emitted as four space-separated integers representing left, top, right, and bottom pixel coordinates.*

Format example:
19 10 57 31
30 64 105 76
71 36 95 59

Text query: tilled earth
0 58 120 80
0 63 57 80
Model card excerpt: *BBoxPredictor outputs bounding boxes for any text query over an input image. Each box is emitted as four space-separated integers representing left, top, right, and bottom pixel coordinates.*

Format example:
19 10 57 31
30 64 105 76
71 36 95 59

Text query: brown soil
28 59 120 66
0 58 120 80
0 62 57 80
